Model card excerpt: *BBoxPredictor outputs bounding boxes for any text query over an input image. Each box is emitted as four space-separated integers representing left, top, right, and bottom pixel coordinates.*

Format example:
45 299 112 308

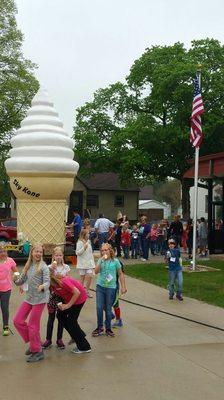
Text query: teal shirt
97 258 121 289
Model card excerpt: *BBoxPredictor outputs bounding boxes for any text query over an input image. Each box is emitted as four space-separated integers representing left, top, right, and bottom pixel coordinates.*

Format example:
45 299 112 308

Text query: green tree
0 150 11 207
74 39 224 218
0 0 39 205
153 180 181 214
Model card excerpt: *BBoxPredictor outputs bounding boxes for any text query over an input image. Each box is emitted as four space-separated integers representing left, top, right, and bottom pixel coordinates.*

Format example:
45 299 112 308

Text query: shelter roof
183 152 224 179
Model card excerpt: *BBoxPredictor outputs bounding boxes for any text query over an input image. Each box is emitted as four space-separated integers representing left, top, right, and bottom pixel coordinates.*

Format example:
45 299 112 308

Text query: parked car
66 219 99 250
0 218 17 242
0 218 72 244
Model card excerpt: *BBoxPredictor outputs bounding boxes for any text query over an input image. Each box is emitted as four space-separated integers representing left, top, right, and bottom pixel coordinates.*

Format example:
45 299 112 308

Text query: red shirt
52 276 87 305
121 231 131 246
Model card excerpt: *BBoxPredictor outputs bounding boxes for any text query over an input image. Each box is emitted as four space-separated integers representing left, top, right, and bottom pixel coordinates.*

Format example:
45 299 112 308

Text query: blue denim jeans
142 239 150 260
150 240 157 255
98 232 109 248
96 285 117 330
168 270 183 296
131 240 139 258
122 245 130 259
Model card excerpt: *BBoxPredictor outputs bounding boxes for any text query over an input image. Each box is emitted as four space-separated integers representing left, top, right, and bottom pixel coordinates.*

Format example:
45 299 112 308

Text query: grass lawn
125 260 224 308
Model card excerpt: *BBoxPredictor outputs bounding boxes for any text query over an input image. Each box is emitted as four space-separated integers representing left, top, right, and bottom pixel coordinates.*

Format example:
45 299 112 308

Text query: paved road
1 266 224 400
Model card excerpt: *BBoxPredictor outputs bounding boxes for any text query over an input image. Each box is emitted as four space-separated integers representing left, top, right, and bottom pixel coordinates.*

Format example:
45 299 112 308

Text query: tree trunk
181 179 193 220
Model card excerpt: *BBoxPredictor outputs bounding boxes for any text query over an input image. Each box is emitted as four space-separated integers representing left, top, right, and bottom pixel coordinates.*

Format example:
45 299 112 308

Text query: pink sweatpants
13 301 46 353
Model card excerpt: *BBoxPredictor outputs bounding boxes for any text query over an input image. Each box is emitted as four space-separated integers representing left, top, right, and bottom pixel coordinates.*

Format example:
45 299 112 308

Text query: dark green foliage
0 0 39 205
73 39 224 214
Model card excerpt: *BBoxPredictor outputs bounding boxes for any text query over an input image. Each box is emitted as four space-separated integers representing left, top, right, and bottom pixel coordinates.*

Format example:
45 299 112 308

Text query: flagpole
192 68 202 271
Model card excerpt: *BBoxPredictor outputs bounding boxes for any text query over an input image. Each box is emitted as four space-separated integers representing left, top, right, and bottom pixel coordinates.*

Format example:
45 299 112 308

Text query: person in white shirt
94 214 114 248
76 229 95 298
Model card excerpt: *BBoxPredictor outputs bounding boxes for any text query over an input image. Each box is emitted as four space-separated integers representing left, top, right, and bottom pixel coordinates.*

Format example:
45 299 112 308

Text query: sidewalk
1 266 224 400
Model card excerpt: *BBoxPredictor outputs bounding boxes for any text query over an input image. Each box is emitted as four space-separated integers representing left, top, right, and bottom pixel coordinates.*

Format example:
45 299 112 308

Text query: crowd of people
71 211 209 261
0 211 210 363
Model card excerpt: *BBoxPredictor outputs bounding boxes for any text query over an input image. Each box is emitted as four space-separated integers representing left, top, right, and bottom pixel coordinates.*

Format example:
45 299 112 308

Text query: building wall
190 186 208 219
139 209 164 221
87 190 139 221
139 200 171 219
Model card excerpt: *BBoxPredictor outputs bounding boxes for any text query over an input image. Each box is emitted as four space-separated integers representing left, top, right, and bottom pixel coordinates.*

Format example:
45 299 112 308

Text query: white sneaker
86 291 93 298
71 347 91 354
141 258 147 261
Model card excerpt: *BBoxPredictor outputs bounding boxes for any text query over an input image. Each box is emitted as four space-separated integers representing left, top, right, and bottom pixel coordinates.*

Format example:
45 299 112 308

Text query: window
86 195 99 208
114 195 124 207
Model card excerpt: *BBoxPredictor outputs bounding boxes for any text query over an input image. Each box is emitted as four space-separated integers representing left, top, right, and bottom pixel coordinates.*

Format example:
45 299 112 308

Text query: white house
139 199 171 220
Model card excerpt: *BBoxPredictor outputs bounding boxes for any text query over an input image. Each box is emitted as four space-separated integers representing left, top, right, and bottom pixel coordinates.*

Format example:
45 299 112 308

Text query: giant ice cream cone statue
5 87 79 245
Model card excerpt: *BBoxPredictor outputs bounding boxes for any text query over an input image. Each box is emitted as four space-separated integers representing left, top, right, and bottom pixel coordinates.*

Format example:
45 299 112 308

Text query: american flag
190 75 204 147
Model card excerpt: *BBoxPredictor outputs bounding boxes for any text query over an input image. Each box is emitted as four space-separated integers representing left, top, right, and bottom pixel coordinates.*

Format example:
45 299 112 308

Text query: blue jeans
150 241 157 255
122 245 130 259
98 232 109 248
142 239 150 260
131 240 139 258
96 285 116 330
168 270 183 296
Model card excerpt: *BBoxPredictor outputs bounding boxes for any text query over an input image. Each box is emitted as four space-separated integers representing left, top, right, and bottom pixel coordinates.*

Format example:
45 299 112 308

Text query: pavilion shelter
183 152 224 254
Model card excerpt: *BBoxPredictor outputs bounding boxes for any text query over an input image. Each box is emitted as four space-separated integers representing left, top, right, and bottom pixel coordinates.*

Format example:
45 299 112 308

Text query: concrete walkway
1 266 224 400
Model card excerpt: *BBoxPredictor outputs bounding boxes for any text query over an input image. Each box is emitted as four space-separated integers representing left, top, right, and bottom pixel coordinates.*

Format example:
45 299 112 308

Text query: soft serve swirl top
5 88 79 176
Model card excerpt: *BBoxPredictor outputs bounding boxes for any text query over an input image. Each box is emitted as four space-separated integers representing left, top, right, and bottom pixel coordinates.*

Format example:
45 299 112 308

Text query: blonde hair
51 246 64 264
100 243 115 259
79 228 89 241
50 271 63 287
23 243 44 275
83 218 90 228
0 243 8 262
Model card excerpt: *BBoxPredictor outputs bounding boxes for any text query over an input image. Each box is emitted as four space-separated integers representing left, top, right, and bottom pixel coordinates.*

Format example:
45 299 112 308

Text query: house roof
139 199 169 210
77 172 139 191
183 152 224 179
139 185 154 200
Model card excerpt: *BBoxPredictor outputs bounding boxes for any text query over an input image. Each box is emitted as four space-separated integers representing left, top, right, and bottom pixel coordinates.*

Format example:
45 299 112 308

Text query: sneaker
176 294 184 301
141 258 147 261
25 348 32 356
112 318 123 328
2 326 10 336
26 351 44 363
86 291 93 298
42 339 52 349
56 339 65 349
92 327 104 337
169 295 174 300
71 347 91 354
106 329 115 337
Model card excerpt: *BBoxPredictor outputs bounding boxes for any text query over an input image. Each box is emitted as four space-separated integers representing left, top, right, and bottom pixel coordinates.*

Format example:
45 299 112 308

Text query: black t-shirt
169 221 183 236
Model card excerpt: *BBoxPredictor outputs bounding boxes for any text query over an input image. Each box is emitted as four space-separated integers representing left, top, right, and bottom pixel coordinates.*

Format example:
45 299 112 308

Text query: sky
15 0 224 136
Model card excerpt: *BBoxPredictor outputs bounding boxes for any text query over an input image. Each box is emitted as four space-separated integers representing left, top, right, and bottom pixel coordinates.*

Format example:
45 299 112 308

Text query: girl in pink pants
13 244 50 363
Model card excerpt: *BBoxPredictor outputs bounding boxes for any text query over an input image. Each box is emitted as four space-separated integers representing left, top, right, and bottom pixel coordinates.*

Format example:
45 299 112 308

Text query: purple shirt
142 223 151 239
